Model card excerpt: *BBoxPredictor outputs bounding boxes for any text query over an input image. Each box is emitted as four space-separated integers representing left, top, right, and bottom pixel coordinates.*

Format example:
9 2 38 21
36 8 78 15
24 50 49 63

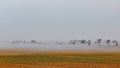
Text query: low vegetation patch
0 52 120 68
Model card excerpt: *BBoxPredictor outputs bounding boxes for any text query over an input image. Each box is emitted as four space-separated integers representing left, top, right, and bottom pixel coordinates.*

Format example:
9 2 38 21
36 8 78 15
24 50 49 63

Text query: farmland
0 50 120 68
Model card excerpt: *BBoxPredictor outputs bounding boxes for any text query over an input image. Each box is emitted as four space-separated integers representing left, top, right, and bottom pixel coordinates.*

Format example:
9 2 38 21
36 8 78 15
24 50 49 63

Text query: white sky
0 0 120 41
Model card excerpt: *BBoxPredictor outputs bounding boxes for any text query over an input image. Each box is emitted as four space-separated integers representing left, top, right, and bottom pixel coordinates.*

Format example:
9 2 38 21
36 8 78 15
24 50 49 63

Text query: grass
0 52 120 64
0 51 120 68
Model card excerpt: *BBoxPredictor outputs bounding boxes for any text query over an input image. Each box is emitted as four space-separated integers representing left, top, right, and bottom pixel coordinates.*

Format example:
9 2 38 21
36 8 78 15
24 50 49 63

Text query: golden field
0 49 120 68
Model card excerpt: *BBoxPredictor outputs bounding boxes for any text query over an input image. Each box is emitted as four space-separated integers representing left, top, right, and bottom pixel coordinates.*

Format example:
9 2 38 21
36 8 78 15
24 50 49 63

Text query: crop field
0 51 120 68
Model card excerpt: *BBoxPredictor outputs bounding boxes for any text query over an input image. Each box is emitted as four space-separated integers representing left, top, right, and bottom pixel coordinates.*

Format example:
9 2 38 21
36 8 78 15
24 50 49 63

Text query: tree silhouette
31 40 37 43
106 40 111 46
112 40 118 46
23 41 26 43
97 39 102 46
87 40 91 46
81 40 86 45
69 40 76 44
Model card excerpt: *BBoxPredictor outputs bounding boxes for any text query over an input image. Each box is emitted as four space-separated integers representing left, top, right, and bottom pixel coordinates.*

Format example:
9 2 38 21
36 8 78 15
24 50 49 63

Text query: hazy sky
0 0 120 41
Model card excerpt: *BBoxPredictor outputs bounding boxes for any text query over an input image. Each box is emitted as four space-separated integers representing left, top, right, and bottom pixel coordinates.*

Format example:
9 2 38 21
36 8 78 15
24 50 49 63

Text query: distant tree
97 39 102 46
112 40 118 46
81 40 86 45
116 42 118 46
31 40 37 43
69 40 75 44
106 40 111 46
72 40 76 44
12 41 19 44
23 41 26 43
112 40 117 44
87 40 91 46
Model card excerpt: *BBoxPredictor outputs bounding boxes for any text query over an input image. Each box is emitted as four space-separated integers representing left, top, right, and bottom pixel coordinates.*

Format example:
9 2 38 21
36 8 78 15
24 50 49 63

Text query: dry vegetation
0 50 120 68
0 63 120 68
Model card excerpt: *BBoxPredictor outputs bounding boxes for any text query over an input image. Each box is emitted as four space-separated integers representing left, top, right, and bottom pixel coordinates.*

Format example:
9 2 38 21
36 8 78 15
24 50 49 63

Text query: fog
0 43 120 52
0 0 120 51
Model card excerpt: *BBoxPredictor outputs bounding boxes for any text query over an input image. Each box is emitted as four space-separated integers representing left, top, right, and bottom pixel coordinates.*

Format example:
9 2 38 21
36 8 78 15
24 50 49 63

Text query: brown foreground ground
0 63 120 68
0 49 120 68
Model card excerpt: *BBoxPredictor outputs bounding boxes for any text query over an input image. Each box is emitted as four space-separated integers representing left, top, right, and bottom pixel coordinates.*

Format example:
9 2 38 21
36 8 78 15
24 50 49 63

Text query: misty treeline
5 40 42 44
3 39 119 46
69 39 119 46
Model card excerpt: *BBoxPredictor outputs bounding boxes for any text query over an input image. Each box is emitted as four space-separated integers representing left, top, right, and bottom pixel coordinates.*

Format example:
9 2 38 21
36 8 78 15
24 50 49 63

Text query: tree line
3 39 120 46
5 40 42 44
69 39 119 46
